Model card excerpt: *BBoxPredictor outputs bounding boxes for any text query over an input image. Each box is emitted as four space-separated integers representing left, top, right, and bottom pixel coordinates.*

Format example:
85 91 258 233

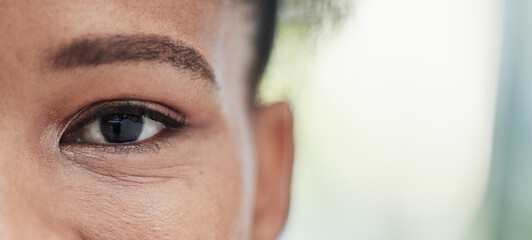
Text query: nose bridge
0 157 64 239
0 135 55 239
0 143 32 238
0 124 19 209
0 86 54 239
0 156 28 239
0 189 27 240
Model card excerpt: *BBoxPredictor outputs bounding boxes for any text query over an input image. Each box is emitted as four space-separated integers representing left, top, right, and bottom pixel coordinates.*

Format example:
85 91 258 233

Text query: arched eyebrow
48 34 215 81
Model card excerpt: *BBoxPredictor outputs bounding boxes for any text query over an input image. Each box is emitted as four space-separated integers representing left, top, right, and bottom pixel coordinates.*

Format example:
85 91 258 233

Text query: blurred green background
257 0 527 239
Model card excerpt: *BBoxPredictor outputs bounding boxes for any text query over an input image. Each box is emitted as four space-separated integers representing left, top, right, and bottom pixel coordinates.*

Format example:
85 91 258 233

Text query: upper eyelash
61 100 186 139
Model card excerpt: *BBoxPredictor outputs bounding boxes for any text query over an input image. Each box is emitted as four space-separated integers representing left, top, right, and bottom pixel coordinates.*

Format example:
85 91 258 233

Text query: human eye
60 100 186 152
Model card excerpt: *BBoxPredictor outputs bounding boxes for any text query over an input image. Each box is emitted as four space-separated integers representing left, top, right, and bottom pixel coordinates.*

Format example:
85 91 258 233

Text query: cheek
36 130 244 239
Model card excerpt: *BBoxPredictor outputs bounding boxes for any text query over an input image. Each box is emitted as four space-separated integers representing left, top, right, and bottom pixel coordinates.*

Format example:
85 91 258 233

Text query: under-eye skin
60 100 186 154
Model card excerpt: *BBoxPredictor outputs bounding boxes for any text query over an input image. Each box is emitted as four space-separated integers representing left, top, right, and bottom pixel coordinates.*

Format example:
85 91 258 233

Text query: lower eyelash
62 138 172 155
99 140 166 154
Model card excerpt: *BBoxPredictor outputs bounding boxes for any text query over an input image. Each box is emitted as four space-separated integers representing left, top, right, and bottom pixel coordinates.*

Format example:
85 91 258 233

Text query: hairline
245 0 278 103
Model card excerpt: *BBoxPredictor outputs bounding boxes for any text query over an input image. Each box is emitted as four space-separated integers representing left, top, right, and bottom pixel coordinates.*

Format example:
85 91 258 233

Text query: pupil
100 114 144 143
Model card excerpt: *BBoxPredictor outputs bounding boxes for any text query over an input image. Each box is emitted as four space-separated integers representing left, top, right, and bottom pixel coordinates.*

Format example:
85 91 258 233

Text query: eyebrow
48 34 215 81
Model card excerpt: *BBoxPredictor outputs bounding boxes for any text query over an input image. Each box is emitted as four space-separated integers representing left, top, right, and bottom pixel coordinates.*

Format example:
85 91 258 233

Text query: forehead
1 0 228 60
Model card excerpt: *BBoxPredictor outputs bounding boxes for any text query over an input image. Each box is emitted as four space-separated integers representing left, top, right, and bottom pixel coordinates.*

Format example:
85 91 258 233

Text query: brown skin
0 1 293 239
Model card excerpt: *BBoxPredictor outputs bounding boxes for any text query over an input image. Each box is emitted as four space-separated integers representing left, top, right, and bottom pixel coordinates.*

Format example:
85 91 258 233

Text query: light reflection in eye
78 115 166 144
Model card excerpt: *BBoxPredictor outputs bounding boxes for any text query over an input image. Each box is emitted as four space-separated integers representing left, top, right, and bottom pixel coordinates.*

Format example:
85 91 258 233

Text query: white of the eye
137 116 165 141
80 116 165 144
81 119 106 143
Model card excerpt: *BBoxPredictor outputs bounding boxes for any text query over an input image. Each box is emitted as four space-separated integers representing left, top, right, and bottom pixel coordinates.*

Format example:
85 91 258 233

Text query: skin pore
0 0 293 239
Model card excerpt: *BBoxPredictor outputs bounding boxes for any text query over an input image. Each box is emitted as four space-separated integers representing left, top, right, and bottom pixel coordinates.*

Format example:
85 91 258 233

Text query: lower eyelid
61 140 166 157
59 144 193 185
